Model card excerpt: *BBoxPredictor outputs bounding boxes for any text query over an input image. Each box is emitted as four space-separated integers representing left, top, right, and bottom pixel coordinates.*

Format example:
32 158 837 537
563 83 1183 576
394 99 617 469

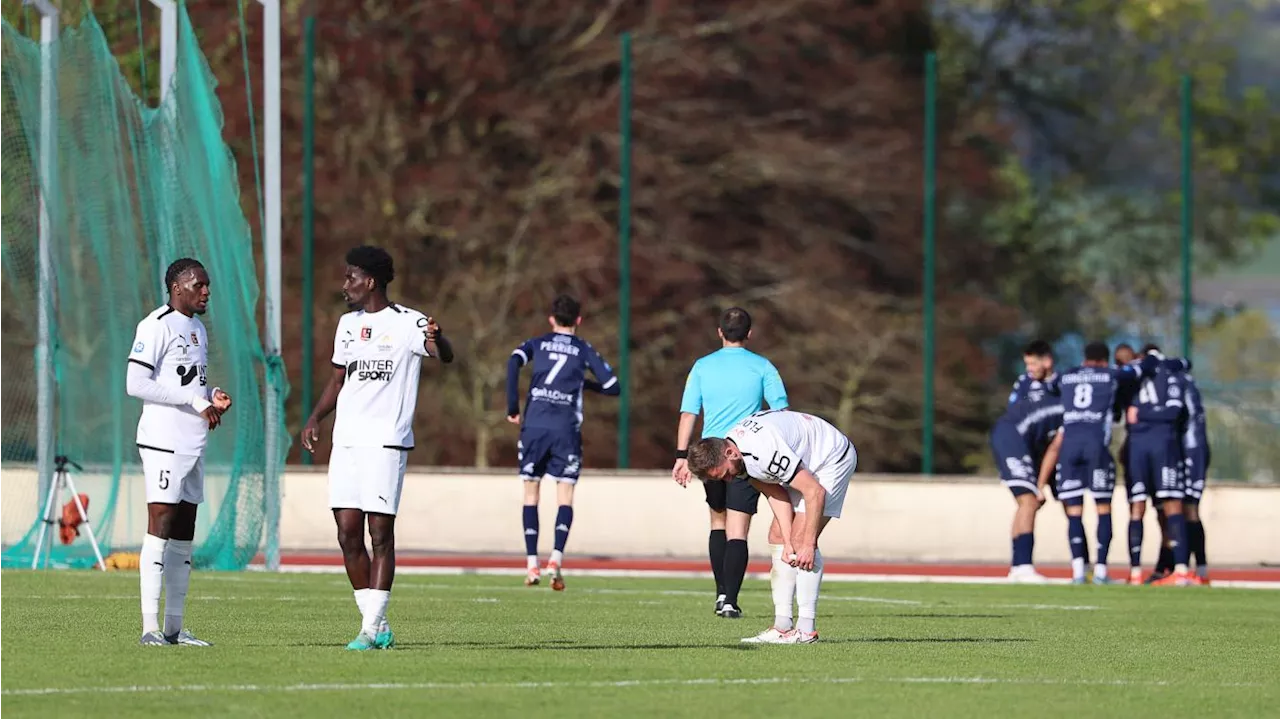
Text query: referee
673 307 789 618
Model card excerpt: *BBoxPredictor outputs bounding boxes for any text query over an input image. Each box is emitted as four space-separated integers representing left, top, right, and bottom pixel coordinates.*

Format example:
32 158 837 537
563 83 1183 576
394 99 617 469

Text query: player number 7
544 352 568 385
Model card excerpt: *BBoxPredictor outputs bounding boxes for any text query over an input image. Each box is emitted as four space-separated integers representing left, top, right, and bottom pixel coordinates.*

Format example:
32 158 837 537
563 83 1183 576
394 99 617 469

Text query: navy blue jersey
507 332 618 432
1008 372 1057 406
1180 373 1208 452
995 389 1064 460
1057 365 1143 445
1130 366 1185 436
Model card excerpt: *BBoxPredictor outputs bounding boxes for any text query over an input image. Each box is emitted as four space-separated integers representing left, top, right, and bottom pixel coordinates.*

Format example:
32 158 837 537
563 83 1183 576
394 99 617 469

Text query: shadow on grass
316 636 1032 651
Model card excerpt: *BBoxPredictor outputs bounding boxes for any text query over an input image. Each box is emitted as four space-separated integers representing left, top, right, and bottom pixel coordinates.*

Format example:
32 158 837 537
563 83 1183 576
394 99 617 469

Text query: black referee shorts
703 476 760 515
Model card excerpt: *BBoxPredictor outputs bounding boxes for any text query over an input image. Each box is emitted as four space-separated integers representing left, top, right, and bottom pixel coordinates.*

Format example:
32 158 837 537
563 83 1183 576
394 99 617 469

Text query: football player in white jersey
688 410 857 644
301 246 454 651
126 258 232 646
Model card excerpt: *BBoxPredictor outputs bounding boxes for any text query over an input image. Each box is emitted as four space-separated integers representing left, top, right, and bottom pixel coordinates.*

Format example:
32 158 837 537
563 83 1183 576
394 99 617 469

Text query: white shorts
788 441 857 519
140 447 205 505
328 445 409 515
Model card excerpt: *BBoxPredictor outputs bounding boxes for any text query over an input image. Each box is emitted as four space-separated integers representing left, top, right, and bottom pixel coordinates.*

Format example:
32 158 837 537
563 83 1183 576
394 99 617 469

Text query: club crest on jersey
360 327 372 341
191 332 199 346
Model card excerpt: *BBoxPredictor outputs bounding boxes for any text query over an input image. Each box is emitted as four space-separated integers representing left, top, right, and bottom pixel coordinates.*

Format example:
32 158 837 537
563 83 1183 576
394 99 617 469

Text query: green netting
1 8 287 569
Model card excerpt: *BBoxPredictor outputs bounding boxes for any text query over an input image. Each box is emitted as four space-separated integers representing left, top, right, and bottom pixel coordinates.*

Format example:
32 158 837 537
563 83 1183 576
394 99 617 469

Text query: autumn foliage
185 0 1015 471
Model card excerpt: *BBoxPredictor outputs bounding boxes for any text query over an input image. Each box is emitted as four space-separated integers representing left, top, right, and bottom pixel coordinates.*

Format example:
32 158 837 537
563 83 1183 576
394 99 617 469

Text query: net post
145 0 177 99
301 6 316 466
1180 74 1193 362
616 31 633 469
922 51 937 475
257 0 284 571
31 0 60 536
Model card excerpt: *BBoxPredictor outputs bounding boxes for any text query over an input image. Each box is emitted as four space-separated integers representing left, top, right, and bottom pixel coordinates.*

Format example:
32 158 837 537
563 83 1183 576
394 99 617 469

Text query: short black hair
1084 341 1110 362
720 307 752 343
1139 343 1161 354
1115 343 1135 354
551 294 581 327
1023 339 1053 358
346 246 395 289
165 258 205 293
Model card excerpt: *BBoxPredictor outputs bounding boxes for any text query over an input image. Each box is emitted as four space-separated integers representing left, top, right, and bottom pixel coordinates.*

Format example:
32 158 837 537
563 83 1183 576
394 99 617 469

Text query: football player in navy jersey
1127 345 1197 586
990 388 1064 582
506 295 619 590
1008 340 1056 405
1040 343 1190 584
1178 367 1212 583
1112 343 1149 584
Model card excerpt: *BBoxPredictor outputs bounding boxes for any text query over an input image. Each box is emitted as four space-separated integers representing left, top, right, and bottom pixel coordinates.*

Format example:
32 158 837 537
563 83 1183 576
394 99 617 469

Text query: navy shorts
990 422 1036 497
1183 444 1210 502
704 477 761 514
1057 436 1114 506
1129 433 1183 501
517 427 582 484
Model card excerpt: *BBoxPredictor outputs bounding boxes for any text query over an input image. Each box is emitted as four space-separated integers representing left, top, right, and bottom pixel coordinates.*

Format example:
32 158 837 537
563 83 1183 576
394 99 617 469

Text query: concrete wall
5 465 1278 564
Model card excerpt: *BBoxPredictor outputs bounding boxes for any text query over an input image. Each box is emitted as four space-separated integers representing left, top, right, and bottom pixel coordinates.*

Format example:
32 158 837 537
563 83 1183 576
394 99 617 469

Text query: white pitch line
3 674 1265 698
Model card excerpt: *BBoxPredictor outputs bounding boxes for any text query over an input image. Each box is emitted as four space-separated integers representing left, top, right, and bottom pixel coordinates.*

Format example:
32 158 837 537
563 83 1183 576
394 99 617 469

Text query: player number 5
158 469 171 490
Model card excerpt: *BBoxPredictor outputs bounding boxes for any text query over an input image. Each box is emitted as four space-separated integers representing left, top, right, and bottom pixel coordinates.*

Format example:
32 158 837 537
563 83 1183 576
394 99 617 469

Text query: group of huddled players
992 340 1211 586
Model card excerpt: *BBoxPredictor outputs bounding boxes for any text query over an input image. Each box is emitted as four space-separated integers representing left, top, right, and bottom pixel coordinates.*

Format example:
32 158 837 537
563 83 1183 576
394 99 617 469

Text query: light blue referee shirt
680 347 789 439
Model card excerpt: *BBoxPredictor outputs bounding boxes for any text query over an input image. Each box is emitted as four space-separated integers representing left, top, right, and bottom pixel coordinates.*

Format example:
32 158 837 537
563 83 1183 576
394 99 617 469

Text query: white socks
139 534 167 634
796 548 824 634
1094 563 1109 581
355 588 391 636
770 544 797 632
526 556 539 570
549 550 564 566
361 590 391 637
1071 557 1087 581
163 539 193 636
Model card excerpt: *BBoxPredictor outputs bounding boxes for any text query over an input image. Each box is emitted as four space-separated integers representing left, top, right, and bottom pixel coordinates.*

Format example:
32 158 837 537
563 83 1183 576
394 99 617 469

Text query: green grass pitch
2 570 1278 717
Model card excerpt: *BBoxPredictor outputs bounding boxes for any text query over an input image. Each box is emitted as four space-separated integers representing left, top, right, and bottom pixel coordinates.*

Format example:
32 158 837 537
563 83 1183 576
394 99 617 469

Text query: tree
936 0 1280 340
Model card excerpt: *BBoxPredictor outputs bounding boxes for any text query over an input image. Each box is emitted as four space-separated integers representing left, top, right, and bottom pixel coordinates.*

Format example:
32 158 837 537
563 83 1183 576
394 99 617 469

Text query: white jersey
330 304 432 449
128 305 212 456
727 410 852 485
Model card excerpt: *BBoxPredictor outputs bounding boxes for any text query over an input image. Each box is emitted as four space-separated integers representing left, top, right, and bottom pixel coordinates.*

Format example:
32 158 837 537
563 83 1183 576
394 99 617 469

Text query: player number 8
158 469 171 490
1072 384 1093 409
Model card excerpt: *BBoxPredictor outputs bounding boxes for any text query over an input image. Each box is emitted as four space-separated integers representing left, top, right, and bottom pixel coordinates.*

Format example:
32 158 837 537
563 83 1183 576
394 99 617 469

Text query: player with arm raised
506 294 618 591
1113 343 1157 584
671 307 788 618
300 246 454 650
688 410 857 644
127 259 232 646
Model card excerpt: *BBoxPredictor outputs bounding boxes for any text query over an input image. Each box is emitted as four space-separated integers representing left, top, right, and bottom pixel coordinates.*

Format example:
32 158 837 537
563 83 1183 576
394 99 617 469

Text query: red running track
267 553 1280 583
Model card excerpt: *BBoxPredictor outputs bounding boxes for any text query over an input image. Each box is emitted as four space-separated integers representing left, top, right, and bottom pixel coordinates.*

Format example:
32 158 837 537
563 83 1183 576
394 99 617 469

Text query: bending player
507 294 618 590
672 307 789 618
301 246 453 650
989 387 1063 582
1008 340 1057 405
127 258 232 646
688 410 857 644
